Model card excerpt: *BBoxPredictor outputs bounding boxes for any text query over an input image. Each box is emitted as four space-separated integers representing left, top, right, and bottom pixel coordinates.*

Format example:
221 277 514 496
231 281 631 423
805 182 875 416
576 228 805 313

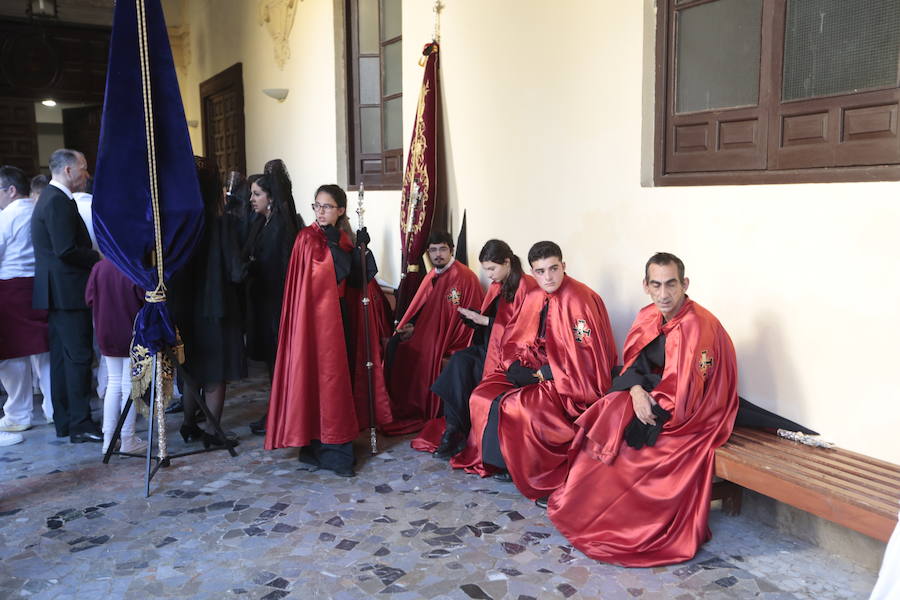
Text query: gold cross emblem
698 350 713 377
573 319 591 342
447 288 461 306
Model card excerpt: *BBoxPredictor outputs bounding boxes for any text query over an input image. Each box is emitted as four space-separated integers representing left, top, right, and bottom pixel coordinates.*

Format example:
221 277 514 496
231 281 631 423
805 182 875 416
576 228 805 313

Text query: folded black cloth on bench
734 397 818 435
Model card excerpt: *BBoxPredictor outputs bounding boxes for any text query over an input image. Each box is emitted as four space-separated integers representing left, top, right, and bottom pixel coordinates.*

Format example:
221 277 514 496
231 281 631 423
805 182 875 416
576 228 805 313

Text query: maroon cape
411 274 537 452
383 259 483 435
453 275 617 496
0 277 48 359
265 224 392 449
548 299 738 567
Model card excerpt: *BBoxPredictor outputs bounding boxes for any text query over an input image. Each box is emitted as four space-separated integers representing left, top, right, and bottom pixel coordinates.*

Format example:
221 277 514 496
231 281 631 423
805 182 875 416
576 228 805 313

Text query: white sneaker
120 436 147 454
0 416 31 432
0 431 24 446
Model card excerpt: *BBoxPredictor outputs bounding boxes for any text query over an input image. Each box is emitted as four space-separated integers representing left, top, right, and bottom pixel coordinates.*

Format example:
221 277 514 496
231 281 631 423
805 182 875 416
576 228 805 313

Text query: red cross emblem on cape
573 319 591 342
447 288 461 306
698 350 713 377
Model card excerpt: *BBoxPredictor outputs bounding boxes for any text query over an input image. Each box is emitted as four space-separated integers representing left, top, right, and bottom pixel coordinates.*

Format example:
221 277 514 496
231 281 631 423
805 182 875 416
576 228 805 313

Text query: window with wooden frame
346 0 402 189
655 0 900 185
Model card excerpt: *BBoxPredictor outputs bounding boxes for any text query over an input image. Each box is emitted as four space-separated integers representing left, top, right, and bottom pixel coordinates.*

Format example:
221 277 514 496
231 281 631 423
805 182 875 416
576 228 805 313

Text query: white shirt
434 257 455 275
49 179 74 199
72 192 97 251
0 197 38 279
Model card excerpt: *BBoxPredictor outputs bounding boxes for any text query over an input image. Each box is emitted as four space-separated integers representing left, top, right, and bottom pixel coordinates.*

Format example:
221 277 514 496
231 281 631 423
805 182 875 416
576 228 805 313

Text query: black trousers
430 344 487 435
48 309 96 436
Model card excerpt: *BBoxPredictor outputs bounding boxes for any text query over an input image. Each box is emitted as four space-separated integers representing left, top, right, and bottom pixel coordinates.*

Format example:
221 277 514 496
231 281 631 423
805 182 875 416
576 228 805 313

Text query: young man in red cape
452 241 617 503
383 231 483 435
265 185 392 477
547 252 738 567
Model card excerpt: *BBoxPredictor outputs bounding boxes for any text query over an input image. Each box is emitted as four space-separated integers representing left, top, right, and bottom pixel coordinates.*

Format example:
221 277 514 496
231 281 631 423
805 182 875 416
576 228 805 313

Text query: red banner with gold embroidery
395 42 440 322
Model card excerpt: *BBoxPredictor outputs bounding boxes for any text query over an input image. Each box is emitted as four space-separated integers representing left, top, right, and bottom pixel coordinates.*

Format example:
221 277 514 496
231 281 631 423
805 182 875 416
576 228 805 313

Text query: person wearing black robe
168 157 247 447
245 160 303 434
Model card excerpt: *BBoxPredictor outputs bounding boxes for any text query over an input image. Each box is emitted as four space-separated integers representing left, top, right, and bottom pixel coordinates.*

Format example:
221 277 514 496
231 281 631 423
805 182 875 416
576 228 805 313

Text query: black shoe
164 398 184 414
492 471 512 483
333 468 356 478
201 431 239 449
535 496 549 510
180 423 205 443
433 427 466 460
249 414 267 436
70 431 102 444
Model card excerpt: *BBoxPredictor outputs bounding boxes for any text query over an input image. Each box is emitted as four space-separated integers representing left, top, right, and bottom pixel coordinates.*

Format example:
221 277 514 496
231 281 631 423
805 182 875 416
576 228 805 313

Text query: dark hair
194 155 223 218
0 165 29 197
644 252 686 283
527 241 563 265
30 174 49 196
427 230 454 249
315 184 349 229
48 149 82 175
265 160 301 236
479 239 523 303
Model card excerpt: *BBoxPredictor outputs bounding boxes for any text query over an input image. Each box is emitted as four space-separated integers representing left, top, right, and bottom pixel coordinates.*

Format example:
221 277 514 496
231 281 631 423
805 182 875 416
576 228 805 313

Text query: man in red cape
265 185 392 477
453 241 617 502
548 252 738 567
384 231 483 435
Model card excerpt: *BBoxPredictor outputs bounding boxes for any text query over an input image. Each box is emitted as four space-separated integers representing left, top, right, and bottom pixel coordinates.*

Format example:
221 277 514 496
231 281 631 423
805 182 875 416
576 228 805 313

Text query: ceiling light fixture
41 99 56 107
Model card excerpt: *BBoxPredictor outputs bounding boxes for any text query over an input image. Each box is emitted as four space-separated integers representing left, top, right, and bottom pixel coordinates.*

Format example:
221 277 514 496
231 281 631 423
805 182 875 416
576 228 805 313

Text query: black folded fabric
505 360 539 387
734 397 818 435
624 403 672 449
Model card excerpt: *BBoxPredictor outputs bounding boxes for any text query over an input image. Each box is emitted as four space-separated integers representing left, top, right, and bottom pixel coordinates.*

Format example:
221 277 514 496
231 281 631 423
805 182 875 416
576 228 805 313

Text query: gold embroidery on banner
400 79 431 256
573 319 592 343
447 287 461 305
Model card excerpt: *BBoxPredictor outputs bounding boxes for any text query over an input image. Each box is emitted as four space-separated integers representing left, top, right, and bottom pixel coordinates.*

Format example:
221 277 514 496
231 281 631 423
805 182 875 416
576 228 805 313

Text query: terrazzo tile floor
0 371 879 599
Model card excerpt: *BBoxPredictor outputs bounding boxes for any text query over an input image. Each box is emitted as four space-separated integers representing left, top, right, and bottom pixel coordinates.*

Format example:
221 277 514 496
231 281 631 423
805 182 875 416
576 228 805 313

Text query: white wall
170 0 900 464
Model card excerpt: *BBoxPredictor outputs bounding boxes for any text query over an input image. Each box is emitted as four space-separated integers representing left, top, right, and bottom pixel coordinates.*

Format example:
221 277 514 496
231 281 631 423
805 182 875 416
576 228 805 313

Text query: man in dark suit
31 149 102 443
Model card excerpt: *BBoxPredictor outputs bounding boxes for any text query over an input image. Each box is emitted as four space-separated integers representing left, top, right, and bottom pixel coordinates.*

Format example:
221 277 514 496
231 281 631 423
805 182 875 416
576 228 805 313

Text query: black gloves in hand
624 403 672 450
538 364 554 382
323 225 341 244
356 227 370 247
458 308 481 329
505 360 548 388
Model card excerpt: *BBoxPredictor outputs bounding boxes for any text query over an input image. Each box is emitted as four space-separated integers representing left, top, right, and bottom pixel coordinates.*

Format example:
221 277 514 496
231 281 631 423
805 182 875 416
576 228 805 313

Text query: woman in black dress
169 157 247 447
245 160 302 434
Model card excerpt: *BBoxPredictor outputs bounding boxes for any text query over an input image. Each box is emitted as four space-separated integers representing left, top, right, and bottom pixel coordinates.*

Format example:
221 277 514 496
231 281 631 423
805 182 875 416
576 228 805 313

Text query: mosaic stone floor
0 371 879 599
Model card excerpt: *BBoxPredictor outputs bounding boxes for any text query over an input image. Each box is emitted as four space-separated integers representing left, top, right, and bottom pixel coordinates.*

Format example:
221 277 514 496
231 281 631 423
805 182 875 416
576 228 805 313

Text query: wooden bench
713 427 900 543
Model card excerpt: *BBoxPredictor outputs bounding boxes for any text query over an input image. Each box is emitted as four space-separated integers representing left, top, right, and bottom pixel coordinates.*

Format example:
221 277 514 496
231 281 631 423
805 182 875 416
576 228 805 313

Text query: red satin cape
547 299 738 567
383 260 483 435
411 274 537 452
265 224 391 449
453 276 617 497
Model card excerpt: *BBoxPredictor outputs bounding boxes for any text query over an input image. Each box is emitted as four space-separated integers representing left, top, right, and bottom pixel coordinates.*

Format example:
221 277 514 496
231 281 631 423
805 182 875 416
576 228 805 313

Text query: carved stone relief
258 0 300 70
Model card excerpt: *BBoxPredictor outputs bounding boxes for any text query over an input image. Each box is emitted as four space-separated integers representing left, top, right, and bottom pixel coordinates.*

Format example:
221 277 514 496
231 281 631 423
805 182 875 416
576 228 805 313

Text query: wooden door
200 63 246 179
0 97 38 175
62 105 103 174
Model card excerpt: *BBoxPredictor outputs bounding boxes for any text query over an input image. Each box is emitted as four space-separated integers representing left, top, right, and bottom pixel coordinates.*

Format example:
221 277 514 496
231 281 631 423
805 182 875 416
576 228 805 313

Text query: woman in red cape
264 184 391 477
547 297 738 567
411 239 537 455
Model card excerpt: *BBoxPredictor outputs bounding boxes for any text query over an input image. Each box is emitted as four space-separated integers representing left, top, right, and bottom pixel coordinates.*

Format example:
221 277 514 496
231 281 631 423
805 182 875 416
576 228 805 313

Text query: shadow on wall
738 311 808 429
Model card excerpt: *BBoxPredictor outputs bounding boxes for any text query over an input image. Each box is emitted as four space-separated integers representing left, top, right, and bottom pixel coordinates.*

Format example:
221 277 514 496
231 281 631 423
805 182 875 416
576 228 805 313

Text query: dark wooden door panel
200 63 245 179
62 105 103 174
0 97 38 175
769 89 900 170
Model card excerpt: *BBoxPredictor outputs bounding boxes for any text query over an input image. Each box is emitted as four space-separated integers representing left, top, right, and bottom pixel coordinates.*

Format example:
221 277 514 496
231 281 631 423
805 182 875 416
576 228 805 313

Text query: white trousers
101 356 135 449
0 352 52 425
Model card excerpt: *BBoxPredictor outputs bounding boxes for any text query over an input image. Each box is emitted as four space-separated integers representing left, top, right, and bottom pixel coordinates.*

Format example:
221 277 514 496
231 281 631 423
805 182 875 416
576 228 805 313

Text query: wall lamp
262 88 289 102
